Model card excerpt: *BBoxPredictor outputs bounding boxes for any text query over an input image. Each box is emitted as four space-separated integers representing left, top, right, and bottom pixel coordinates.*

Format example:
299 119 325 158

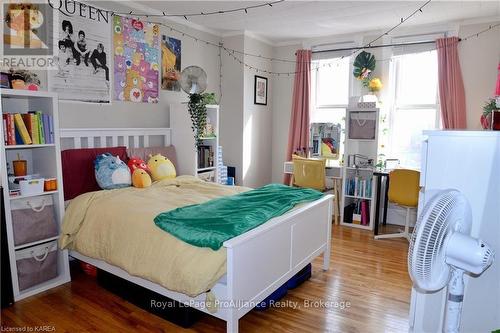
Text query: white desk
284 161 343 224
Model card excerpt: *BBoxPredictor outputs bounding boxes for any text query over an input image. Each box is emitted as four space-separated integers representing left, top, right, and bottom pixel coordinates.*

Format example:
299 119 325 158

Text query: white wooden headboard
60 128 171 149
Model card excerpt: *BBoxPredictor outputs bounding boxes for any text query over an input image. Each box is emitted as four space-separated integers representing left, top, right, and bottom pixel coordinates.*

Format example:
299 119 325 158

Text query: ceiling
138 1 500 43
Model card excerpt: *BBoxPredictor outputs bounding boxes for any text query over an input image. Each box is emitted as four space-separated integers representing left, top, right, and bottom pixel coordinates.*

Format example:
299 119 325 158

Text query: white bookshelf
340 105 379 231
170 103 220 183
0 89 70 301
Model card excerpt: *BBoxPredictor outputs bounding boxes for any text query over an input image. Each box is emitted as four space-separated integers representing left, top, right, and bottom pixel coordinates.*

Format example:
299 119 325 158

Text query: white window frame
312 57 352 111
386 50 441 168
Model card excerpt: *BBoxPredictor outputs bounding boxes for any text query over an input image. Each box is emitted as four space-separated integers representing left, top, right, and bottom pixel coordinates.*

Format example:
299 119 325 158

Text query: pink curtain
436 37 467 129
284 49 312 184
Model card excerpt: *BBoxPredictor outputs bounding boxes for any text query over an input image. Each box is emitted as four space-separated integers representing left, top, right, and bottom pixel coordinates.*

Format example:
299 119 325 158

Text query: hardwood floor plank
1 225 411 332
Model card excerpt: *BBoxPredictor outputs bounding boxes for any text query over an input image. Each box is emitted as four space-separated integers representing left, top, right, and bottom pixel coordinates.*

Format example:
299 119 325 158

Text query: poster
48 2 111 103
113 16 160 103
161 35 181 91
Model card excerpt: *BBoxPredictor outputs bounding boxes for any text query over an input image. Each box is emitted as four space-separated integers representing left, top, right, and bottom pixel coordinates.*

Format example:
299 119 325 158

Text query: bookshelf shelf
197 166 216 172
340 104 380 231
345 194 372 200
5 144 55 149
171 104 220 183
10 190 59 200
14 236 60 250
1 90 70 303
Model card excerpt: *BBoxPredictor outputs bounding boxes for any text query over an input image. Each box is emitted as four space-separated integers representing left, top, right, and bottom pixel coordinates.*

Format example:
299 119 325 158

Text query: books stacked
345 176 372 198
2 111 54 145
197 145 214 169
349 200 371 226
216 146 227 185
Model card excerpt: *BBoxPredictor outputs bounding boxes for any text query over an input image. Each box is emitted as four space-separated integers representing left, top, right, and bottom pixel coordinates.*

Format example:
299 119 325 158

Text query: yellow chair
375 169 420 241
291 155 326 191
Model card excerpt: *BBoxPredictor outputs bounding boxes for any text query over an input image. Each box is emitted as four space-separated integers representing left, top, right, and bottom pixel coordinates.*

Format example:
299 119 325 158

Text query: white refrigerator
409 131 500 332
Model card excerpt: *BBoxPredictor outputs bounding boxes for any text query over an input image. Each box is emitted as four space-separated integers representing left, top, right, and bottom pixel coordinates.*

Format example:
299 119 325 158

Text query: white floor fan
408 190 495 333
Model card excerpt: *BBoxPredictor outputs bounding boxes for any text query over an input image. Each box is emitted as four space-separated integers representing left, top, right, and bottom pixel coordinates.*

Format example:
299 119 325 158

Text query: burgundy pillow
61 147 128 200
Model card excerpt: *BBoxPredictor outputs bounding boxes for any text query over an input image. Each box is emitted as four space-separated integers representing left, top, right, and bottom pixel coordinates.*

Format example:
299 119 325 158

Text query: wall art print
48 2 111 103
161 35 181 91
113 16 160 103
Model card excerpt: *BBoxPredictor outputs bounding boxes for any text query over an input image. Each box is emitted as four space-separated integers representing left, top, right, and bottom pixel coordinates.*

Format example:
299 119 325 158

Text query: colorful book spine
21 114 33 141
2 114 7 145
13 113 32 145
29 113 40 144
8 114 15 145
42 114 51 144
48 115 54 144
35 111 45 144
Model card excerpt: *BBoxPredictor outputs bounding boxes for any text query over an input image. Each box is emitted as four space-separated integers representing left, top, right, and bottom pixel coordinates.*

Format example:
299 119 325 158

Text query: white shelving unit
0 89 70 301
170 103 220 183
340 105 379 231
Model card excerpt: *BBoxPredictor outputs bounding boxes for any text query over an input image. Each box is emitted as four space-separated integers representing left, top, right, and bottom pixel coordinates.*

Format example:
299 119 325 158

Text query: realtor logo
1 1 57 70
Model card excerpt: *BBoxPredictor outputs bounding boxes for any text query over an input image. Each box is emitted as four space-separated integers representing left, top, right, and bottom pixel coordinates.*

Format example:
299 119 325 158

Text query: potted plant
187 92 217 147
481 98 499 130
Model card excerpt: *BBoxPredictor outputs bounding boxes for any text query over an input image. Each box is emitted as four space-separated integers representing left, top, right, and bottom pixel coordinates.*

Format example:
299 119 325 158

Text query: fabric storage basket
16 241 58 291
11 195 58 246
348 111 377 140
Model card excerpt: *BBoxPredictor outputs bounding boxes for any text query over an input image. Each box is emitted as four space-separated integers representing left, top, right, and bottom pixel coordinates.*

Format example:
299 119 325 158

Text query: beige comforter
60 176 249 297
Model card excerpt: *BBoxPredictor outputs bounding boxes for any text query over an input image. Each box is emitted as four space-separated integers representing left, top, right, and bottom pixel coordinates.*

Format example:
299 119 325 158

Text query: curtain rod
310 39 461 54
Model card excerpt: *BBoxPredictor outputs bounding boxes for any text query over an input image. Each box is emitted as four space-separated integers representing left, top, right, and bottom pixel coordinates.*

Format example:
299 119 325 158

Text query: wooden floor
1 225 412 333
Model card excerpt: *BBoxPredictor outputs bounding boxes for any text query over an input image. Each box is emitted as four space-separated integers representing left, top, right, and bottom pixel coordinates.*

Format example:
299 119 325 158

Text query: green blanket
154 184 323 250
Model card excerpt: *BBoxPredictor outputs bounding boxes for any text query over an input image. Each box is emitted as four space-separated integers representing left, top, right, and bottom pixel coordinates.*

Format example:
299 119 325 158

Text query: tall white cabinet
0 89 70 301
170 103 220 183
409 131 500 332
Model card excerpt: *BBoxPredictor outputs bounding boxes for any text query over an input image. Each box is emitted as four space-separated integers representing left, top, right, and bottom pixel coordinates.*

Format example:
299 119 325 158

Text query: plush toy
94 153 131 190
147 154 176 181
127 156 150 174
132 169 152 188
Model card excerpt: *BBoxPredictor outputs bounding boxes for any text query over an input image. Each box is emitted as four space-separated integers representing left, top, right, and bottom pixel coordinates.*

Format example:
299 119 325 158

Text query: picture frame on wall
254 75 268 105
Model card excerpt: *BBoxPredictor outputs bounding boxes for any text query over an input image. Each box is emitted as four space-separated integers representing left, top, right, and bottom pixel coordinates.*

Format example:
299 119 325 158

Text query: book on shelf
345 176 372 198
13 114 32 145
197 145 214 169
2 112 54 146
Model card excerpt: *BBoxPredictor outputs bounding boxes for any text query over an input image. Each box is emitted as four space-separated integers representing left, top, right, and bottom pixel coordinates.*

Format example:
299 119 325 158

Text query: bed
59 127 333 333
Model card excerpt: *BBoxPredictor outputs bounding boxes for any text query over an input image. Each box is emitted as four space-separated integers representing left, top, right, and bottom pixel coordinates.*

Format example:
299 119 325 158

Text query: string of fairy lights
47 0 500 77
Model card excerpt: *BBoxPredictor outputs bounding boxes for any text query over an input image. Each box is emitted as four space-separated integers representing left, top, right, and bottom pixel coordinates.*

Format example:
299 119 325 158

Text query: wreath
353 51 376 81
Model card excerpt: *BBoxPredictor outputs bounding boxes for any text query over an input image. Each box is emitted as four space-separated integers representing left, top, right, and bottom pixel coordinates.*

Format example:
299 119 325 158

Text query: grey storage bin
348 111 377 140
16 241 58 291
11 195 58 246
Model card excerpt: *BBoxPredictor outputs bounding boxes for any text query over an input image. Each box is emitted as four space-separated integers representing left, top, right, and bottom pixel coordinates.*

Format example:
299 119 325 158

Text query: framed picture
254 75 268 105
0 73 11 89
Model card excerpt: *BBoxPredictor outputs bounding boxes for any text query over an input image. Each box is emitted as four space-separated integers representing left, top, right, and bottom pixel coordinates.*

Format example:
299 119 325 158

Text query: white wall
242 35 273 188
220 35 244 183
220 33 274 187
31 1 222 129
459 22 500 129
270 44 299 183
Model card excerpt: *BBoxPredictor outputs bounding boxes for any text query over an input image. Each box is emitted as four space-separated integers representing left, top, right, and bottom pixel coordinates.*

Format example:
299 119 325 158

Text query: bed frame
60 127 333 333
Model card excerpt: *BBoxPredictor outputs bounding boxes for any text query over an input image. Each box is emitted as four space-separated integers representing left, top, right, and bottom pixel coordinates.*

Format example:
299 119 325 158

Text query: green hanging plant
353 51 376 82
187 92 217 148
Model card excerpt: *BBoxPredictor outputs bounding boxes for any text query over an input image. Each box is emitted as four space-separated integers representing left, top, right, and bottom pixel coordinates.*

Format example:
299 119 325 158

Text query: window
311 57 350 160
387 50 440 169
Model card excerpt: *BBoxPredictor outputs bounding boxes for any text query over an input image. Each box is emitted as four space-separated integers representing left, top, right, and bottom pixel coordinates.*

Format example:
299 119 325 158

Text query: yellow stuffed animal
132 169 152 188
147 154 176 181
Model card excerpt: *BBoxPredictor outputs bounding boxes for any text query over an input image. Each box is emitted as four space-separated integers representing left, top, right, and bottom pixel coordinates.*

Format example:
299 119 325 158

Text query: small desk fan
180 65 207 94
408 190 495 333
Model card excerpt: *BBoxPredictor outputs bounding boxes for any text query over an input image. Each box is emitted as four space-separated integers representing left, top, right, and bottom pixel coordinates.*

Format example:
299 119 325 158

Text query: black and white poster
48 1 111 103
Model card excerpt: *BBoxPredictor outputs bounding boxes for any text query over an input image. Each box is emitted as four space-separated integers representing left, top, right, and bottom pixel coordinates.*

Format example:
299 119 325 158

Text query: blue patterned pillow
94 153 131 190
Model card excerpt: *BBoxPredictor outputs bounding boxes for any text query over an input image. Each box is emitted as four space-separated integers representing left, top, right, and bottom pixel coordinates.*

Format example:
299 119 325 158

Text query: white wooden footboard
223 194 333 333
